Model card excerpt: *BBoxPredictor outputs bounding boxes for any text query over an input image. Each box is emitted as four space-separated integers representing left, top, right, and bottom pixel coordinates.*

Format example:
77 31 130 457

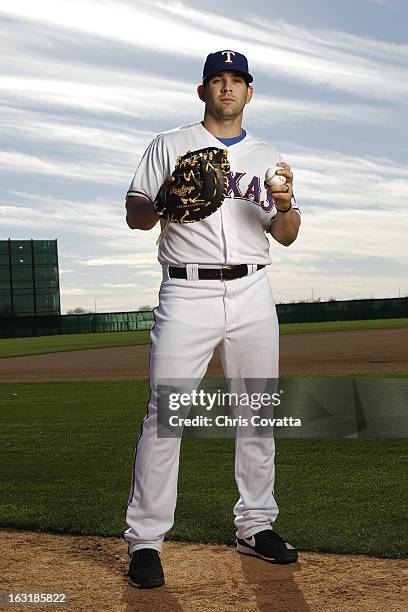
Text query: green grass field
0 330 152 359
1 318 407 359
0 380 406 559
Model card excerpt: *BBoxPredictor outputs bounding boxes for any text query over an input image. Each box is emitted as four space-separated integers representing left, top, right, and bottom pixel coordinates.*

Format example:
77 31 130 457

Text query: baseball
265 166 286 189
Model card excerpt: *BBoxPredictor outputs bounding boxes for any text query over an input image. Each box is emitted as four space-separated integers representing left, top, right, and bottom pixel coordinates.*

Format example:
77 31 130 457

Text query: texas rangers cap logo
202 50 253 83
222 50 236 63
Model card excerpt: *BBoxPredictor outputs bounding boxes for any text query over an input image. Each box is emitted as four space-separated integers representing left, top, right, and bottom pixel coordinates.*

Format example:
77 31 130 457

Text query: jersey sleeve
126 136 168 201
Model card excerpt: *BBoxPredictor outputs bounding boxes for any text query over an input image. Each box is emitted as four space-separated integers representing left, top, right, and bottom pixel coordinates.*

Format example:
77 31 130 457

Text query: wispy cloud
0 151 129 184
62 287 89 296
1 0 407 102
0 107 153 156
287 146 408 210
81 256 160 268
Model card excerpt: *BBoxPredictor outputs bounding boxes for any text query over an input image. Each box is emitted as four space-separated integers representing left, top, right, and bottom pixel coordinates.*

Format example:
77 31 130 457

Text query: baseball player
124 50 301 589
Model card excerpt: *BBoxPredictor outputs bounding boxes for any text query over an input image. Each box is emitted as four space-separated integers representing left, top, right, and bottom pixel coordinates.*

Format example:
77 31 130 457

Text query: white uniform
124 121 300 554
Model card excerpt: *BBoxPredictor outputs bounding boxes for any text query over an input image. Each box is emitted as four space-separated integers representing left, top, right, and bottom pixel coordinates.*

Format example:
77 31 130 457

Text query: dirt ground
1 328 407 381
1 327 407 610
1 530 407 612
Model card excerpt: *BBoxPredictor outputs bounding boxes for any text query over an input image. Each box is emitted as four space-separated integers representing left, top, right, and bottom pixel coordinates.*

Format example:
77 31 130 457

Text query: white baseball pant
124 265 279 553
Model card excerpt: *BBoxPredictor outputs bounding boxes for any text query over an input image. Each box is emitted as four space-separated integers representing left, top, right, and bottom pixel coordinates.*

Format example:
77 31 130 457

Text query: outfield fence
276 296 407 324
0 310 154 339
0 297 407 339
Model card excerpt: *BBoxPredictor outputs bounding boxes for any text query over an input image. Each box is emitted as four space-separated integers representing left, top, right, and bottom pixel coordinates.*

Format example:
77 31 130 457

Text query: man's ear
197 84 206 102
246 85 254 105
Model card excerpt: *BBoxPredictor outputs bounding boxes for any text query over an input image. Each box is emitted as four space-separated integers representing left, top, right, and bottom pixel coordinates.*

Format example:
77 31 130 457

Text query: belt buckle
220 266 232 281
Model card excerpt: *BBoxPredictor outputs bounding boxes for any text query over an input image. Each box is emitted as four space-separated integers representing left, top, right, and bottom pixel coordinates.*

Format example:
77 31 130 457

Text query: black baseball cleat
128 548 165 589
236 529 298 564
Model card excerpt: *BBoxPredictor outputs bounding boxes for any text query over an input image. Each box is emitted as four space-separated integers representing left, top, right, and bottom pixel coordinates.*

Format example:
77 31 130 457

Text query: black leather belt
168 264 265 281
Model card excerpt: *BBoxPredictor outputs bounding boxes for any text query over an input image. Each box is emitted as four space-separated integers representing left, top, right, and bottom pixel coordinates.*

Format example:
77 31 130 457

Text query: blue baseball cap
202 50 253 84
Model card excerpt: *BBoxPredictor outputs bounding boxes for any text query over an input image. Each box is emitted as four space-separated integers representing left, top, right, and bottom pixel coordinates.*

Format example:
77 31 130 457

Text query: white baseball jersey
127 121 300 266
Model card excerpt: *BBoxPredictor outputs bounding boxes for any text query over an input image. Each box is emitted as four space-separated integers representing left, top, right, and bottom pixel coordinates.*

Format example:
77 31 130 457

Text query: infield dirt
1 530 407 611
0 328 407 381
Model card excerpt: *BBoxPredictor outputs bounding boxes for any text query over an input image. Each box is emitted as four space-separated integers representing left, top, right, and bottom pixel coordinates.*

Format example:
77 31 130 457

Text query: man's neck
202 115 243 138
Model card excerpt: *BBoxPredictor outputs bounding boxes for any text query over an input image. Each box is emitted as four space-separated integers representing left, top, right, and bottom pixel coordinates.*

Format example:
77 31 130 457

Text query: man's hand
266 162 300 246
265 162 293 212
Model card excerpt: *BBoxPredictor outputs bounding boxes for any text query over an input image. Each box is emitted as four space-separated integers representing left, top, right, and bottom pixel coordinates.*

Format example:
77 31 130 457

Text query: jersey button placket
222 199 238 263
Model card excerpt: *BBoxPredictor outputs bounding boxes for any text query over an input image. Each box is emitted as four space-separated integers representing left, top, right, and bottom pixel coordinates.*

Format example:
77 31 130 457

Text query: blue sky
1 0 407 313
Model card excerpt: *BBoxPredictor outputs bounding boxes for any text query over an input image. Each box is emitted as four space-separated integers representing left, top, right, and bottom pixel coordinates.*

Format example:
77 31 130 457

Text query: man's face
199 71 253 120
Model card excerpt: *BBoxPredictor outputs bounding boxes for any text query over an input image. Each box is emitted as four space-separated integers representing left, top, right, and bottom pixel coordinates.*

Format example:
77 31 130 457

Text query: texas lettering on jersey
226 172 274 212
